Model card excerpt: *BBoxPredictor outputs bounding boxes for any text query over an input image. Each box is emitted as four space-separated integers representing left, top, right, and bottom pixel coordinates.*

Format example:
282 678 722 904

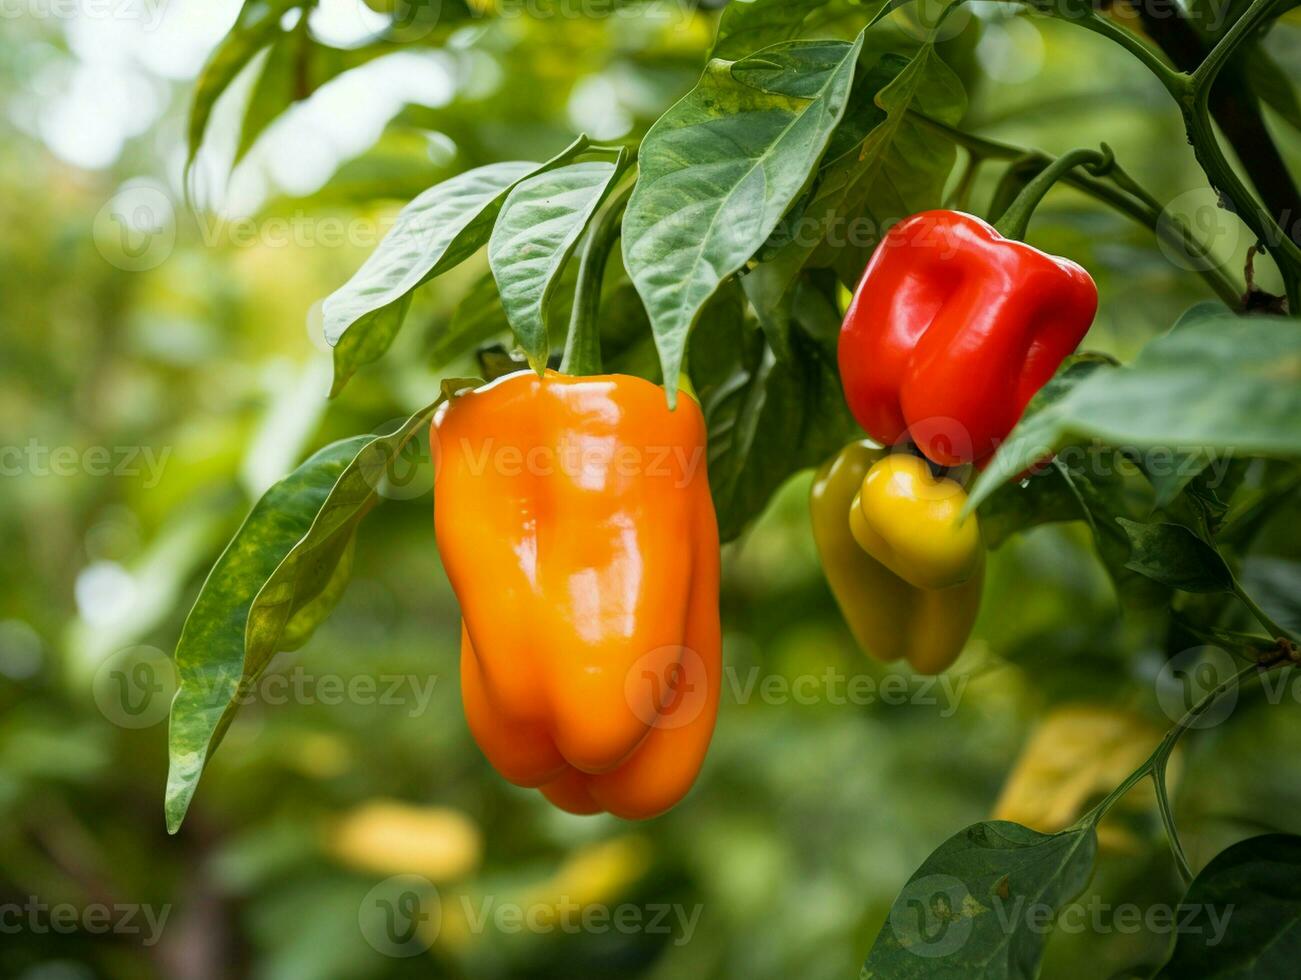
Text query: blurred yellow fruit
329 799 482 881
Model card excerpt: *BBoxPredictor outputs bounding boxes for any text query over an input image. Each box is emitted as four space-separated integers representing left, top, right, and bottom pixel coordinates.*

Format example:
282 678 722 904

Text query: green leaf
1118 519 1234 593
819 44 965 283
969 312 1301 510
864 821 1097 979
757 42 964 307
488 159 623 369
1156 834 1301 978
623 34 864 404
187 0 301 176
692 283 857 540
164 385 474 833
323 137 589 395
233 28 301 168
711 0 867 60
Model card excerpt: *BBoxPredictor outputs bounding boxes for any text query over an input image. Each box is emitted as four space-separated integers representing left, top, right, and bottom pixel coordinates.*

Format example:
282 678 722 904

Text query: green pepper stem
993 145 1115 241
560 180 634 377
908 110 1243 307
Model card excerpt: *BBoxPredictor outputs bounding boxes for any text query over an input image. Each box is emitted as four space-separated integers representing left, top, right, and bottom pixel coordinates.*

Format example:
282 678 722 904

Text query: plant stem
1058 6 1189 97
560 180 634 377
1151 757 1193 883
1084 662 1259 829
908 112 1244 307
1233 581 1293 642
1017 0 1301 308
994 146 1114 240
1181 94 1301 311
1131 0 1301 256
1190 0 1279 91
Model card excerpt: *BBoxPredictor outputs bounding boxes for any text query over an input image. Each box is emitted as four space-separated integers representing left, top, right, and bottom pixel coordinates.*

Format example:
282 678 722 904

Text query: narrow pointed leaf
187 0 300 175
623 34 863 404
323 137 588 395
164 383 475 833
488 159 622 368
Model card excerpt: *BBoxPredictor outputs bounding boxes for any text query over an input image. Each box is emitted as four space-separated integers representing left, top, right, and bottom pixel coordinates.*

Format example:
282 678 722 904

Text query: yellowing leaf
994 705 1179 840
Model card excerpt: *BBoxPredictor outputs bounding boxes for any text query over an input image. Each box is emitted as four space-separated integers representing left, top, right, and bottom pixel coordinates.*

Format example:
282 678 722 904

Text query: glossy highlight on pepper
839 209 1097 466
433 370 721 819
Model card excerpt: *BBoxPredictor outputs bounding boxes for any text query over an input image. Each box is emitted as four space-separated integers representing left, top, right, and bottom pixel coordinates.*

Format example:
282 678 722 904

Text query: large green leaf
488 159 624 368
1157 834 1301 978
623 34 864 404
164 385 474 833
711 0 855 59
187 0 301 177
969 312 1301 510
752 41 964 313
864 821 1097 979
323 138 589 395
809 44 964 284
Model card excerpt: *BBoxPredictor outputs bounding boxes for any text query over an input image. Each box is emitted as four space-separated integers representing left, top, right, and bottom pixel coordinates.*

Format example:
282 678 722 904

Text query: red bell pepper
838 209 1097 466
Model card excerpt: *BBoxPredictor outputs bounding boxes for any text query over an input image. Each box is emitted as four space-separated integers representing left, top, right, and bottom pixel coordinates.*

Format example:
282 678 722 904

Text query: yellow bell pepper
810 443 984 674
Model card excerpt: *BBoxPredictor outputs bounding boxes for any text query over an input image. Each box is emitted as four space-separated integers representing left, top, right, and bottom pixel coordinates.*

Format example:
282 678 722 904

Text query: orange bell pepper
432 370 720 819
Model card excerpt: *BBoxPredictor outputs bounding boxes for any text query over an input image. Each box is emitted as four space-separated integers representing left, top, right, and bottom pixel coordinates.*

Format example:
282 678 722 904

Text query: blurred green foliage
1 2 1300 979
